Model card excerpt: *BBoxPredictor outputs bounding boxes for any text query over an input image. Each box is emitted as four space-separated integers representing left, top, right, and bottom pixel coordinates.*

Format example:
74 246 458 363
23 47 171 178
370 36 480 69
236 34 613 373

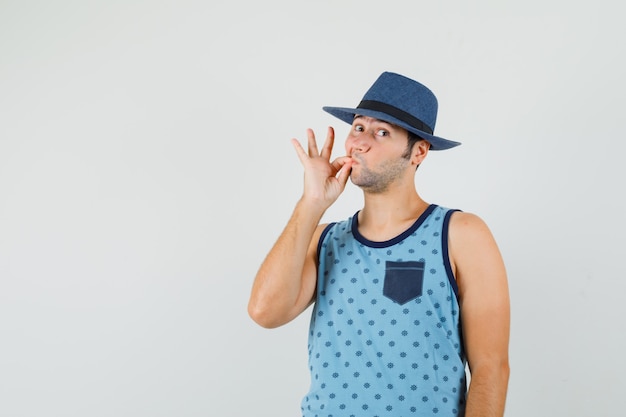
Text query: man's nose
347 132 372 155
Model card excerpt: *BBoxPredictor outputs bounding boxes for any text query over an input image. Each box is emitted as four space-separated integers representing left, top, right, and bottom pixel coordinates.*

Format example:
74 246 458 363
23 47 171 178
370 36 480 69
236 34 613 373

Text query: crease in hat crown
323 72 461 151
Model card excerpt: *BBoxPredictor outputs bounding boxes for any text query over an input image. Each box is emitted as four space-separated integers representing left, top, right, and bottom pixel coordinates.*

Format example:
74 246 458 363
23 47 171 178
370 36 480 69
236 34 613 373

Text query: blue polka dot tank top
301 204 467 417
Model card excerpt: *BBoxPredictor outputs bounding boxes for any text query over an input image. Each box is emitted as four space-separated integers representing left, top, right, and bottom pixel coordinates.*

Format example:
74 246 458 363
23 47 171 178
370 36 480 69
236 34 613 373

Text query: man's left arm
449 212 510 417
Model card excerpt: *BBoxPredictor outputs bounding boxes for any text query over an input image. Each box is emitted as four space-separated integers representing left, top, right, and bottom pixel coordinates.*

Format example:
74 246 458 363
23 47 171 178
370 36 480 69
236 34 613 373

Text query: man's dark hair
403 131 423 160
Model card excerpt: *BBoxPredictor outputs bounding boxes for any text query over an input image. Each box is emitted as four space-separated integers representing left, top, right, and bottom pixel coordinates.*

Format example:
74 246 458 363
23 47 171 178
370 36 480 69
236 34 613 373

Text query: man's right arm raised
248 127 352 328
247 200 328 328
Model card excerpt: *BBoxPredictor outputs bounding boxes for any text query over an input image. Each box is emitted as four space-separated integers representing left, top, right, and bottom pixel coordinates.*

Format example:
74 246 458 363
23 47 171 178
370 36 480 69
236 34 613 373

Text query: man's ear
411 140 430 166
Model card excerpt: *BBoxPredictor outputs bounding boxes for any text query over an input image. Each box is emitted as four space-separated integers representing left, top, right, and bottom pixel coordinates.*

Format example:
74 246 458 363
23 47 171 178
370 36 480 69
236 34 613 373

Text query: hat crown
361 72 438 131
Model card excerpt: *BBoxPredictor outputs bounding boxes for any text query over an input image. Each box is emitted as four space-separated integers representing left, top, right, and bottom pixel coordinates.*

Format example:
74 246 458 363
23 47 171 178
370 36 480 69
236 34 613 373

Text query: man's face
344 116 413 193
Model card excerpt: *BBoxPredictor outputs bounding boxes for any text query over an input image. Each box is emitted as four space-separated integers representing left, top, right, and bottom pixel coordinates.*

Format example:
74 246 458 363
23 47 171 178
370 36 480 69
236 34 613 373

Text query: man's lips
350 154 363 164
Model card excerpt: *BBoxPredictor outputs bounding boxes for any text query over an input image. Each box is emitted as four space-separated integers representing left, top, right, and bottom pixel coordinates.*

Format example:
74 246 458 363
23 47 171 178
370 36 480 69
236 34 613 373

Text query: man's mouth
351 153 363 164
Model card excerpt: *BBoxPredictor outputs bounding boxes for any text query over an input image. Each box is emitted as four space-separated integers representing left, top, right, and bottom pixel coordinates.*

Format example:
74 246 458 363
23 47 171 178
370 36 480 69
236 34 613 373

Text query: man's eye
376 129 389 137
354 125 364 132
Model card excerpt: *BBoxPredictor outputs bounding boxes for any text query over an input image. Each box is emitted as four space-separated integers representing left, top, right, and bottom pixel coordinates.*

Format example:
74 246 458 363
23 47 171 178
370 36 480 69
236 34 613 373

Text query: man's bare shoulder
447 210 504 282
448 211 492 240
310 222 332 254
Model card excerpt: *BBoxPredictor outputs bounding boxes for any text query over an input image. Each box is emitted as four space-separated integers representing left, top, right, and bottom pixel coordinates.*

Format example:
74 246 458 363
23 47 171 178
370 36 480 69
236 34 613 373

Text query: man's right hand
291 126 353 211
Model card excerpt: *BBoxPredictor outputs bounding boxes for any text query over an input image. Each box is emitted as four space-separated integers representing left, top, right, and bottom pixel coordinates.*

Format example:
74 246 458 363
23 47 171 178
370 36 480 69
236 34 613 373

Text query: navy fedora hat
323 72 461 150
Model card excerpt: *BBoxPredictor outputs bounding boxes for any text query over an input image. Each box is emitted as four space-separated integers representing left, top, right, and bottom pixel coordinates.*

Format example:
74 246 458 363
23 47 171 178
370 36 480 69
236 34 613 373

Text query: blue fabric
302 205 466 417
323 72 461 151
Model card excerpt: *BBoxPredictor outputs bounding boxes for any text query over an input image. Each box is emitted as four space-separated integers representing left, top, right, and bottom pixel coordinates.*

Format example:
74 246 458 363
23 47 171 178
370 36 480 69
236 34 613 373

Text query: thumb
335 158 353 189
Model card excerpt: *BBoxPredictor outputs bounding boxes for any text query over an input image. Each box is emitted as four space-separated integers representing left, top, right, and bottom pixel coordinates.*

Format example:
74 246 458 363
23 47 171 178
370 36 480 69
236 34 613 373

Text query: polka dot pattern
301 205 467 417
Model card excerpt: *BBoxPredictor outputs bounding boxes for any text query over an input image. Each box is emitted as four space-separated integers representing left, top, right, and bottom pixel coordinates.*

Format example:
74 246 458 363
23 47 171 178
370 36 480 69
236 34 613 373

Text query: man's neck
356 188 429 242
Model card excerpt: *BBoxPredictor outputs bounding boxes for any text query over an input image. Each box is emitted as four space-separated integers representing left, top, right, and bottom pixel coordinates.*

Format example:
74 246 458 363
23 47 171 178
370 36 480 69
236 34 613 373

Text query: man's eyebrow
353 115 380 122
352 115 393 126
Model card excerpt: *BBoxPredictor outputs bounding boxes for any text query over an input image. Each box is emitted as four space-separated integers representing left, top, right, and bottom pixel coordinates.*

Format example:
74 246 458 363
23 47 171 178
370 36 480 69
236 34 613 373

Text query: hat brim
323 106 461 151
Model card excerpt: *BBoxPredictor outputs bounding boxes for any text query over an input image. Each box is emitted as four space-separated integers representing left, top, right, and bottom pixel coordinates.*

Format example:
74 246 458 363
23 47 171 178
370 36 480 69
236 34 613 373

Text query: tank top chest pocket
382 260 425 305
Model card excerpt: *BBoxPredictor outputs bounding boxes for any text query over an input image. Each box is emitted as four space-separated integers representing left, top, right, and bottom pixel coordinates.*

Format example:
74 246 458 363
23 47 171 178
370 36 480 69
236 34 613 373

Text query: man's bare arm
248 127 352 328
449 212 510 417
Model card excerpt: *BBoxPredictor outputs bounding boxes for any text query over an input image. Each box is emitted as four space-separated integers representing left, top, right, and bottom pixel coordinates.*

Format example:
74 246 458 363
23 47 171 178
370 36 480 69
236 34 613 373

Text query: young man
248 72 510 417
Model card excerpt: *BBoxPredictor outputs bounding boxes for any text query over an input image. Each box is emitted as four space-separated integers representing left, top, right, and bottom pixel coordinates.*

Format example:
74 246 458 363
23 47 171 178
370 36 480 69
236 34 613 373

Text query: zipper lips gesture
291 127 353 211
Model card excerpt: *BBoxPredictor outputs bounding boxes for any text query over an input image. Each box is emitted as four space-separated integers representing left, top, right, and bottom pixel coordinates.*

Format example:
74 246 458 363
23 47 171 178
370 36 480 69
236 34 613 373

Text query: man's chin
349 176 369 191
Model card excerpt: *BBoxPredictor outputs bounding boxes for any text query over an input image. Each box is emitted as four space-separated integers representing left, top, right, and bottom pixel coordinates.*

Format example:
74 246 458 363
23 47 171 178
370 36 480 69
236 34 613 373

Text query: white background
1 1 624 416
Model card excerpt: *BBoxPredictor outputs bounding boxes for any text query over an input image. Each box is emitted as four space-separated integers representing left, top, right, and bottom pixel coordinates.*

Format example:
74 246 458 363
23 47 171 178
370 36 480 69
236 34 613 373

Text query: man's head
323 72 461 151
344 115 430 193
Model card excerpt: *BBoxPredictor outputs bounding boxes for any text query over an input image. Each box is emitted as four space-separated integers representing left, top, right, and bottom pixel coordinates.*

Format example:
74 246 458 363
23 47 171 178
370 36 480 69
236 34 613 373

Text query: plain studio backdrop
0 1 624 416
